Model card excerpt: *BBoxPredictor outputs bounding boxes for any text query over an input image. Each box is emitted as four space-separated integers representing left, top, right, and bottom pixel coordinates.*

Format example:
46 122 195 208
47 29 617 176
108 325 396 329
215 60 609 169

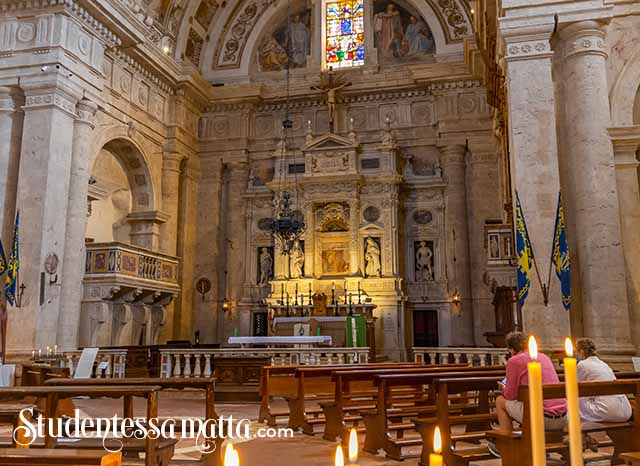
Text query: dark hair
505 331 527 353
575 338 597 358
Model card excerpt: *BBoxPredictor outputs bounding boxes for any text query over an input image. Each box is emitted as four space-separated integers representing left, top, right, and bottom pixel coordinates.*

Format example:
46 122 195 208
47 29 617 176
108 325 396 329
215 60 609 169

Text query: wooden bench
0 386 175 466
258 363 422 427
0 449 121 466
414 376 505 466
321 364 489 441
45 377 221 466
487 378 640 466
288 363 424 434
621 452 640 465
362 369 505 460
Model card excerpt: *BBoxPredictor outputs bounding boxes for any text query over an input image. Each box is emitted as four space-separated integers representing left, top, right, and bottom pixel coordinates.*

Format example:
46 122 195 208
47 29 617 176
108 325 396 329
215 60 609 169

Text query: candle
38 349 42 358
527 336 546 466
224 442 239 466
332 281 335 291
54 345 58 355
31 351 35 359
564 338 583 466
429 426 443 466
335 445 345 466
348 428 359 465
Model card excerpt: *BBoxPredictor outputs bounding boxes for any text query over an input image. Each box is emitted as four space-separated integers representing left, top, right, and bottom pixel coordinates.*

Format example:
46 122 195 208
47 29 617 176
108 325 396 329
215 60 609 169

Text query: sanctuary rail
62 349 128 378
159 347 371 378
412 346 509 366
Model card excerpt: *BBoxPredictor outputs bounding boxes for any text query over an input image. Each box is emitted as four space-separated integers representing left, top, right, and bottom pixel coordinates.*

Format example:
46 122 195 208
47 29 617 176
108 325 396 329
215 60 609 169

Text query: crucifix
311 68 351 133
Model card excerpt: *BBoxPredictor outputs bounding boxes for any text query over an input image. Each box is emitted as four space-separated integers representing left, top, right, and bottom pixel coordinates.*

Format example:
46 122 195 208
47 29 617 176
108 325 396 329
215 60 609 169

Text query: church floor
0 395 614 466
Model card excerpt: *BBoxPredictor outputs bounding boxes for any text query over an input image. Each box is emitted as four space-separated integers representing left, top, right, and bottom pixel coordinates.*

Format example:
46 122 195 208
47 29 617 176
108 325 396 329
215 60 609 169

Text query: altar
227 336 333 347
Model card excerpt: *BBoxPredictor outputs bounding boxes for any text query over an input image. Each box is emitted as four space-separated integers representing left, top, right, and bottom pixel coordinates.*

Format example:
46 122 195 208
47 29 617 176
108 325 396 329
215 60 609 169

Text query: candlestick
347 428 360 465
429 426 443 466
286 293 290 317
344 281 348 305
309 283 312 305
294 283 298 306
564 338 583 466
54 345 58 355
334 445 345 466
357 281 361 305
527 336 546 466
280 284 284 304
31 350 35 360
38 349 42 359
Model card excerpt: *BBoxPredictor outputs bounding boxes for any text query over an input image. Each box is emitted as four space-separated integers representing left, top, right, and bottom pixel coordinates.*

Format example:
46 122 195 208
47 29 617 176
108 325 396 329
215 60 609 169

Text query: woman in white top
575 338 632 423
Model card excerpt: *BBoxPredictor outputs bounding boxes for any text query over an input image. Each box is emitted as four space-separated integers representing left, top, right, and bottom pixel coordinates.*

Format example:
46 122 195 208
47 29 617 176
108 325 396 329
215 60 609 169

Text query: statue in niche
258 247 273 285
289 240 305 278
415 241 434 281
311 71 351 133
364 237 382 278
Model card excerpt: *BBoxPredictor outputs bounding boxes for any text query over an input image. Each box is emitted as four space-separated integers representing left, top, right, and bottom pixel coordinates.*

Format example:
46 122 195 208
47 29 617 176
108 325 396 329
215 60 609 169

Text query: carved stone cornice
0 86 23 113
109 49 174 94
556 20 608 61
76 98 98 128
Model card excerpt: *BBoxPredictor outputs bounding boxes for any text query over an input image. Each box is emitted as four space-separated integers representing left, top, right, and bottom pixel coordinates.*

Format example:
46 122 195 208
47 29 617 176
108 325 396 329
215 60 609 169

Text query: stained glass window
325 0 365 68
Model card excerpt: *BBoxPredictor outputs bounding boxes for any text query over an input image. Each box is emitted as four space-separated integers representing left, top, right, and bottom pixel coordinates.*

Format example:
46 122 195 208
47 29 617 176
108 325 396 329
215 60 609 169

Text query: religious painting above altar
258 1 311 71
373 1 435 64
321 241 350 275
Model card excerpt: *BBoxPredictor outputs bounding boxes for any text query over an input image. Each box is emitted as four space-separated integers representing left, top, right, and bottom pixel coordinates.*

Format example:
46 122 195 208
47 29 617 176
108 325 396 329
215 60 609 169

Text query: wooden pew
0 386 175 466
487 379 640 466
321 364 486 441
288 363 425 434
415 376 504 466
0 449 121 466
258 363 422 427
362 369 505 460
45 377 221 466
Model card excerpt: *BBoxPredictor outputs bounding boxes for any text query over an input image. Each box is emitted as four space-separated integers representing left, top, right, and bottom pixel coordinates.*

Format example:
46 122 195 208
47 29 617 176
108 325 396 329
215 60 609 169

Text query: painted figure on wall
373 1 435 64
322 244 349 275
365 237 381 277
258 9 311 71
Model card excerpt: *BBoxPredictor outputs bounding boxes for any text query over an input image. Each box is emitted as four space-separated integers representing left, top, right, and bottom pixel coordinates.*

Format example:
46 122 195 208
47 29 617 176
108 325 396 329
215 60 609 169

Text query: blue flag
515 192 534 307
0 238 6 278
4 212 19 306
551 193 571 310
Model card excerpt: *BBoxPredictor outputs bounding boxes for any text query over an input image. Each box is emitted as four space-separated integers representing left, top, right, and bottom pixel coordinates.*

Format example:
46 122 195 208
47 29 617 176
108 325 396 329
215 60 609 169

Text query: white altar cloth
227 336 333 346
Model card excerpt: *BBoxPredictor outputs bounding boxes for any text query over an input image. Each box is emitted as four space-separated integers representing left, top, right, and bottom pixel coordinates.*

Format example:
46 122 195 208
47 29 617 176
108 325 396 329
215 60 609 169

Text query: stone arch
610 47 640 126
88 127 159 213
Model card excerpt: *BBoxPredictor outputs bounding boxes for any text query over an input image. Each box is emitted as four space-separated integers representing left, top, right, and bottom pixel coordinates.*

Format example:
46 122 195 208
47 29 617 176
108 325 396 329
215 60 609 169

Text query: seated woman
576 338 632 423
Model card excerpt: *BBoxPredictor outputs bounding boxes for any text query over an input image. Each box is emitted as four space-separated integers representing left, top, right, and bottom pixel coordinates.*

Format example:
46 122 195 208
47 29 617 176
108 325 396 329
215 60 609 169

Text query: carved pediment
303 133 359 152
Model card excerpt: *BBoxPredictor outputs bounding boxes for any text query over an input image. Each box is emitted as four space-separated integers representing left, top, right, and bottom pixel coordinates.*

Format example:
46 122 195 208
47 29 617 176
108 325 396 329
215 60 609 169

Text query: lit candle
335 445 345 466
348 428 359 465
31 350 35 359
564 338 583 466
332 281 335 291
54 345 58 355
527 336 547 466
38 349 42 358
224 442 239 466
429 426 443 466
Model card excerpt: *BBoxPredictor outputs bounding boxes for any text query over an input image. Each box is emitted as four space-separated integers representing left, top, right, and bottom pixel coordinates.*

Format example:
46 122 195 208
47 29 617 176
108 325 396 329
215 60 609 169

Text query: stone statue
289 240 304 278
311 71 351 132
415 241 433 281
364 237 381 278
258 247 273 285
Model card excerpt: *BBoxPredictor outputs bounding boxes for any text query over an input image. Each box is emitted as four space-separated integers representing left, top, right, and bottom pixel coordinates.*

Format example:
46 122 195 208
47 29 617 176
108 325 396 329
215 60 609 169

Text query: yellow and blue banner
0 238 6 278
551 193 571 310
4 212 19 306
515 192 534 307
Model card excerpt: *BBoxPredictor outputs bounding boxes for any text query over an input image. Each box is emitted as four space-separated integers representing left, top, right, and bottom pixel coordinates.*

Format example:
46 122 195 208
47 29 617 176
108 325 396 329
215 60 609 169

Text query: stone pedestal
440 144 474 345
610 128 640 353
555 21 635 355
57 98 98 350
501 25 569 347
0 87 23 247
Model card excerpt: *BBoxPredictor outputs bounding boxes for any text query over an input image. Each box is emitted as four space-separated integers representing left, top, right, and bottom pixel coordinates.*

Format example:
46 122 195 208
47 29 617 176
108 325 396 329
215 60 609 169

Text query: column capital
162 152 185 173
557 20 608 60
438 144 467 165
76 98 98 128
501 23 555 62
0 87 23 113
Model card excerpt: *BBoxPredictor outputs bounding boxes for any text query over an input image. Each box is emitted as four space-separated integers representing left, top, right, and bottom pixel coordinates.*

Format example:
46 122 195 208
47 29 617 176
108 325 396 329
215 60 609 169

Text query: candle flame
224 442 239 466
433 426 442 454
335 445 345 466
528 336 538 360
565 338 574 357
348 428 358 462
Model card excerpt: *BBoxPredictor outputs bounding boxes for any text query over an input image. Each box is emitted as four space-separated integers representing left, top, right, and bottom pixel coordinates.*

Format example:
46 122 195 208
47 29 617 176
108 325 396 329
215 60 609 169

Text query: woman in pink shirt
488 331 567 458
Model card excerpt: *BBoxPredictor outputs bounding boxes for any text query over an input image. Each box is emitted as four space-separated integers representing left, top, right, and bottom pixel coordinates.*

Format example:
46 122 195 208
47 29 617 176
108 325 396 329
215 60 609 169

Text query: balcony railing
85 242 179 290
159 348 371 378
412 347 509 366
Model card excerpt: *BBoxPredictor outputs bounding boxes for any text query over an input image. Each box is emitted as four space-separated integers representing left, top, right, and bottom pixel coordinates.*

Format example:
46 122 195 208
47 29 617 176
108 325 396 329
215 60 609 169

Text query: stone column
223 161 250 338
11 80 78 352
440 144 474 345
57 98 98 350
500 24 569 347
610 130 640 352
0 87 23 248
466 146 501 344
159 151 185 255
555 21 635 356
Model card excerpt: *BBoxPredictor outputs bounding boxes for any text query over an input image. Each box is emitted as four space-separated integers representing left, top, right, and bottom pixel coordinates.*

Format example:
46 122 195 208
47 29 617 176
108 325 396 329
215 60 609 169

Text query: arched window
323 0 365 69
